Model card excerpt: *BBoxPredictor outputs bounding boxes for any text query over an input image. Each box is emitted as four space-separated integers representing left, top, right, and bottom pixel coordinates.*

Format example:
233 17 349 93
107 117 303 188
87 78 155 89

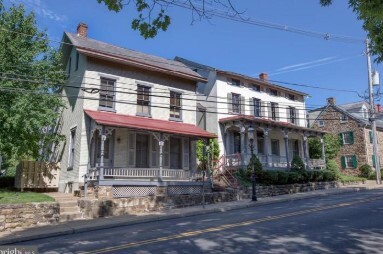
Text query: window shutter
350 132 354 144
341 156 346 169
227 93 232 113
127 132 136 167
339 133 344 146
240 96 246 115
275 103 280 121
183 138 189 169
369 131 373 143
151 136 158 167
261 101 266 117
352 155 358 168
372 155 376 168
163 139 170 168
249 98 254 116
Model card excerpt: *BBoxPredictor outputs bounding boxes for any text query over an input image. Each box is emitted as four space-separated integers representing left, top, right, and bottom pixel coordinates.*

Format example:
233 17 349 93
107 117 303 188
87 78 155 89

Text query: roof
175 56 308 96
85 110 216 138
219 115 327 134
64 32 206 83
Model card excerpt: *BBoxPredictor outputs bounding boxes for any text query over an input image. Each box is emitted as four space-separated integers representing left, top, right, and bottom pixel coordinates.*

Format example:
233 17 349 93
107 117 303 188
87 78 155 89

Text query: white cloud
275 57 335 72
11 0 67 22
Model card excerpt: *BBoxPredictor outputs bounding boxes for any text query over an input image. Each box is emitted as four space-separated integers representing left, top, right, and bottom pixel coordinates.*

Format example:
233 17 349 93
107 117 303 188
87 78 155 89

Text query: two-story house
308 97 383 175
176 57 326 170
57 24 216 197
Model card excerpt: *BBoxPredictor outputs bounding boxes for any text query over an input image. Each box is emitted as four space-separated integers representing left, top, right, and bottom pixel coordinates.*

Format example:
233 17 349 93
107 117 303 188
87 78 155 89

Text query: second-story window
270 102 278 120
170 91 181 119
269 89 278 96
231 78 240 86
99 77 115 109
288 94 295 100
254 98 261 117
232 93 241 114
340 114 348 123
289 107 296 124
137 85 151 116
251 84 261 92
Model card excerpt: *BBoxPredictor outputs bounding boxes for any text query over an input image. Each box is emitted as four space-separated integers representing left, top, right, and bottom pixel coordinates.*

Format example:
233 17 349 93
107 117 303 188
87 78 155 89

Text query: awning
85 110 216 138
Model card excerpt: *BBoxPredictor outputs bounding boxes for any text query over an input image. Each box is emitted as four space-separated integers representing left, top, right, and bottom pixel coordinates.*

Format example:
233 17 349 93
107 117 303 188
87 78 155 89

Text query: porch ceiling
85 110 216 138
219 115 327 135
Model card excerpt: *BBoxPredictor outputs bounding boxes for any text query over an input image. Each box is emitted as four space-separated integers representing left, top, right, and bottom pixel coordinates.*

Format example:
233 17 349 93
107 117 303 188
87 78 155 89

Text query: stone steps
45 192 84 222
59 212 83 222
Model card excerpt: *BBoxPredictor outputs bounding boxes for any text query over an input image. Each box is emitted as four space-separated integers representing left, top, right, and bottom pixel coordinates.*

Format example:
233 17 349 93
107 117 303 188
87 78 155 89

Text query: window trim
289 106 296 124
68 127 76 170
318 119 324 127
231 78 241 87
340 114 348 123
254 98 261 117
288 94 295 101
231 93 241 114
169 91 182 121
270 102 277 120
251 84 261 92
341 132 353 145
344 155 357 169
98 77 116 112
136 84 151 117
269 88 278 97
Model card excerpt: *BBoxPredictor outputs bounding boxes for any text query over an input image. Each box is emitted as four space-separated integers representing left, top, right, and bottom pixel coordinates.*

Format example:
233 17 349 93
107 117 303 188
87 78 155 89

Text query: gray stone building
308 97 383 175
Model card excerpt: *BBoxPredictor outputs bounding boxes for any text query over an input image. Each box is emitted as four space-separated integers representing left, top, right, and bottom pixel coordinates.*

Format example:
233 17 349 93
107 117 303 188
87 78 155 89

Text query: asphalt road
14 189 383 254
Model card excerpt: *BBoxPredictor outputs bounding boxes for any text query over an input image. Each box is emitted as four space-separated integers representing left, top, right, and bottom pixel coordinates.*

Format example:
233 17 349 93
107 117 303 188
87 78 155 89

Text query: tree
321 0 383 62
97 0 239 39
0 1 65 169
308 134 341 161
196 138 219 170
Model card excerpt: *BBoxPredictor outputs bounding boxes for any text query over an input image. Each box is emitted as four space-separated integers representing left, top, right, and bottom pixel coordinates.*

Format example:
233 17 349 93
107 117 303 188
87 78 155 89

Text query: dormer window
288 94 295 101
269 89 278 96
251 84 261 92
340 114 348 123
232 79 240 86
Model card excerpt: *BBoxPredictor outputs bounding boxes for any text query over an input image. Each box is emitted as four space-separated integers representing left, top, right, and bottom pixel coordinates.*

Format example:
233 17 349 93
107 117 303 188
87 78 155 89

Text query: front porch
220 115 327 170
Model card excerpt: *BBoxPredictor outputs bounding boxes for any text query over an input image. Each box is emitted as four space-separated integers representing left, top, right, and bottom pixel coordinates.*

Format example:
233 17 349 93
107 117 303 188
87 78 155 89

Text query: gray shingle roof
65 32 205 82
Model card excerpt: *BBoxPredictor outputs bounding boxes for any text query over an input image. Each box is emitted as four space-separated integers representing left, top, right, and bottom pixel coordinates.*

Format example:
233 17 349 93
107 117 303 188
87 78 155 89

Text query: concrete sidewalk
0 184 382 245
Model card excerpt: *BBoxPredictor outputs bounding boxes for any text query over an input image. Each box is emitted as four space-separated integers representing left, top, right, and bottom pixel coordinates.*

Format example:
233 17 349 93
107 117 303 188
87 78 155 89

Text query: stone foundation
0 203 59 232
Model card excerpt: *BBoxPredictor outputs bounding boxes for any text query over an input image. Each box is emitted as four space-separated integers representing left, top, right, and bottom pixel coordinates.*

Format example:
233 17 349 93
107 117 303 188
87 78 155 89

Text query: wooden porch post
263 128 270 166
321 136 326 161
158 133 164 180
284 130 290 169
99 126 106 180
303 134 310 170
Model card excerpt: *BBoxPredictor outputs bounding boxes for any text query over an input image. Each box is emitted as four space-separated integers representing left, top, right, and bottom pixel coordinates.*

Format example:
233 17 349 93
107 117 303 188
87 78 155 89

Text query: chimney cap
326 97 336 106
77 22 88 37
259 72 268 81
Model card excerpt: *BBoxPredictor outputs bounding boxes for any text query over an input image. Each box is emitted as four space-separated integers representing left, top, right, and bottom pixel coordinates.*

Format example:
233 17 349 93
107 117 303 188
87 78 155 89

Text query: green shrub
359 164 373 179
322 170 336 181
291 156 306 173
327 160 341 180
287 172 300 184
277 171 289 185
262 171 279 185
247 155 263 178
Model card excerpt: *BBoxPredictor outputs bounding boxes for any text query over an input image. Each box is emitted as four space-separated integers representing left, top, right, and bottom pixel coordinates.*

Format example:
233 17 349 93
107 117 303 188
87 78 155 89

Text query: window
137 85 151 116
136 134 149 168
99 78 115 109
340 132 354 145
288 94 295 100
231 78 240 86
68 127 76 169
170 137 182 169
269 89 278 96
271 139 280 156
232 93 241 114
75 52 79 71
289 107 296 124
341 155 357 169
233 132 241 154
170 91 181 119
318 118 324 127
270 102 278 120
257 132 264 154
340 114 348 123
251 84 261 92
254 98 261 117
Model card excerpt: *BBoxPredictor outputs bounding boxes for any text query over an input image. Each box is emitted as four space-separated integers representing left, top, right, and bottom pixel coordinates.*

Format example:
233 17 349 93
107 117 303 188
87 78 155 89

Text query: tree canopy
308 134 341 161
0 1 65 169
321 0 383 62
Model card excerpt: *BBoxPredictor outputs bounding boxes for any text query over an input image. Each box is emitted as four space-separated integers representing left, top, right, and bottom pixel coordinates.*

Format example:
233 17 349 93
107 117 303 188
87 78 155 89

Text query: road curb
0 187 370 245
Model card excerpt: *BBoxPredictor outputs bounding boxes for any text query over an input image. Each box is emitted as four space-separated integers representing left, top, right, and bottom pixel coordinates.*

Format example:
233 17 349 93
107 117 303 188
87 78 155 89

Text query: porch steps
45 192 84 222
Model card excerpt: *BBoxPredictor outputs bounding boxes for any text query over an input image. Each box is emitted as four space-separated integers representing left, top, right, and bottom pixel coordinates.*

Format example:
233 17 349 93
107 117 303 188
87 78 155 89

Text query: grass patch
0 189 54 204
339 175 366 184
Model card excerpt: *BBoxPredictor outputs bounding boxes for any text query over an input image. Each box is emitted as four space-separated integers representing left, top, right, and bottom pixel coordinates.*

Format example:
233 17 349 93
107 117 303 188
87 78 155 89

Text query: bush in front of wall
359 164 373 179
277 171 289 185
326 159 341 180
322 170 336 182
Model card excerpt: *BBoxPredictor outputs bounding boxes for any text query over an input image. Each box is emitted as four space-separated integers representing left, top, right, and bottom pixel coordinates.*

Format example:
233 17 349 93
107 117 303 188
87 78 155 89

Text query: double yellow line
82 196 383 254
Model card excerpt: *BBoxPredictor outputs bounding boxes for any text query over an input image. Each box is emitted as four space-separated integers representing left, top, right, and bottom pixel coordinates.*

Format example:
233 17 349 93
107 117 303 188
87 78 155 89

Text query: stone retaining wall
78 191 238 218
0 203 59 232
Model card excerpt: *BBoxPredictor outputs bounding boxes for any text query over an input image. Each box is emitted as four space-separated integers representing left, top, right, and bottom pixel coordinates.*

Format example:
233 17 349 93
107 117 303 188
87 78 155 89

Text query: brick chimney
77 23 88 37
259 73 268 81
377 104 382 112
326 97 336 106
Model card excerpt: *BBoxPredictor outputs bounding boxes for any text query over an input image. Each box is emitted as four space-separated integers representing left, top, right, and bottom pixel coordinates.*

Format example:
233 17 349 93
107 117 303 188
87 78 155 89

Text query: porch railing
89 167 200 180
309 159 326 169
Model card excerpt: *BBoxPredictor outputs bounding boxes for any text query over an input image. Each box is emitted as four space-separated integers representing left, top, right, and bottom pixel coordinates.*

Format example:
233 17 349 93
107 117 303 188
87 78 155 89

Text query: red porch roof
85 110 216 138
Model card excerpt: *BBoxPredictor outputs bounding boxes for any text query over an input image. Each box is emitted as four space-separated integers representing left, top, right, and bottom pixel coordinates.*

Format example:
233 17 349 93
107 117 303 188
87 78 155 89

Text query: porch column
99 126 106 180
321 136 326 161
158 134 164 180
303 134 310 170
263 128 270 166
225 130 231 155
284 130 290 169
190 140 197 178
240 126 246 166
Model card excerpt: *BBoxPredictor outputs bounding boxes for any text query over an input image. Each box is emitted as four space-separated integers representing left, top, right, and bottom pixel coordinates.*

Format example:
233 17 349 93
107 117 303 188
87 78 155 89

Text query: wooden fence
15 161 59 191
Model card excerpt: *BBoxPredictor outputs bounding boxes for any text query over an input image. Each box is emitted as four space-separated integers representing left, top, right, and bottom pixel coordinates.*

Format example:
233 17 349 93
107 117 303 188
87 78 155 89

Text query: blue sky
4 0 379 110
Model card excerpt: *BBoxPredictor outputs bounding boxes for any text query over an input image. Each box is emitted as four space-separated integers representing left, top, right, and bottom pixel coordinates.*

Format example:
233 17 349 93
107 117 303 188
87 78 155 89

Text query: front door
170 138 182 169
136 134 149 168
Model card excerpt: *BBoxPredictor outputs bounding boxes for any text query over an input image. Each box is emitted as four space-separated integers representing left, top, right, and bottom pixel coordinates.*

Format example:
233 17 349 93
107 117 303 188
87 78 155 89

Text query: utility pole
366 38 382 184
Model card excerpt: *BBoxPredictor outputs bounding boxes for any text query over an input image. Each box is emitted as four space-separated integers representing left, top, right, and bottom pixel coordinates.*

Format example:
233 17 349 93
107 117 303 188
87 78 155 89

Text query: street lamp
248 127 257 201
